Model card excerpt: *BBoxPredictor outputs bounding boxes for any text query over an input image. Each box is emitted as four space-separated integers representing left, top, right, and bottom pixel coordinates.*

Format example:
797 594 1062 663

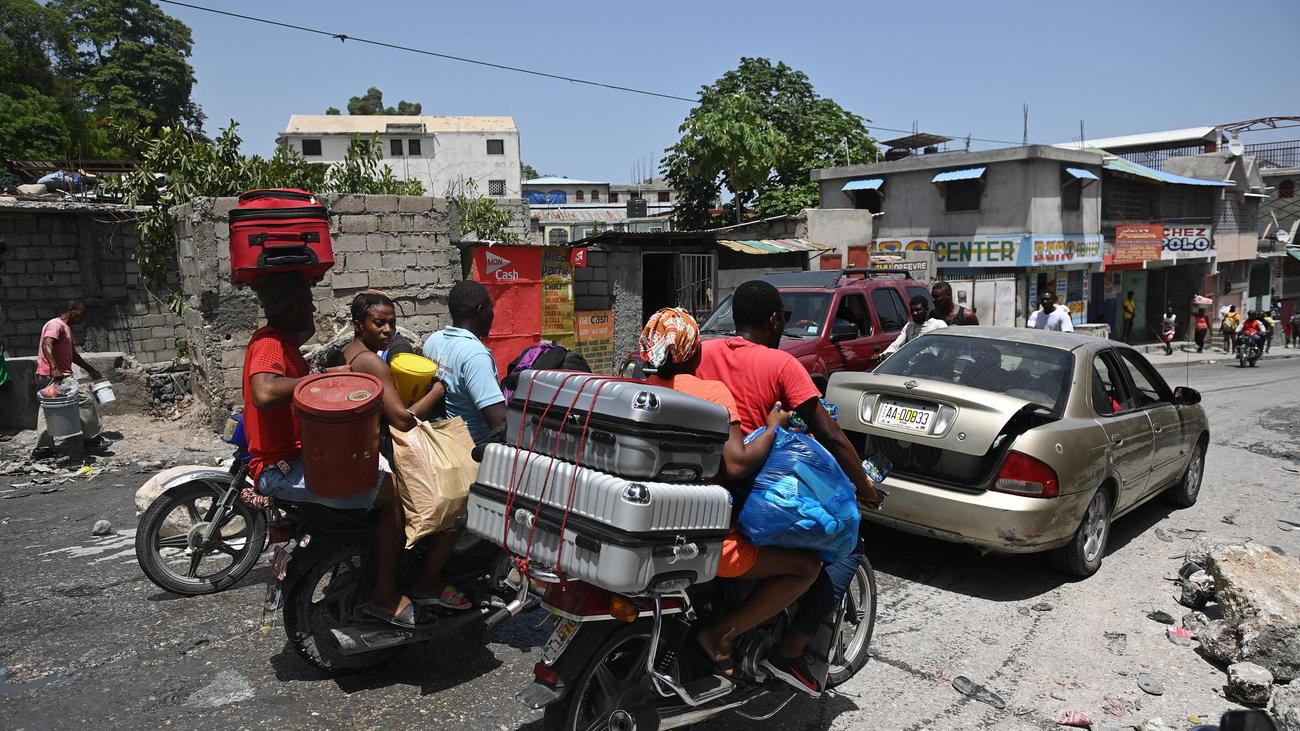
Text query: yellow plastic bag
389 417 477 547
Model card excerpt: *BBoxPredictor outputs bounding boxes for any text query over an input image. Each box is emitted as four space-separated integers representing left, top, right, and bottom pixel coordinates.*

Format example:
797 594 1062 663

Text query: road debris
1104 631 1128 656
1056 710 1092 727
91 520 112 536
951 675 1005 709
1032 601 1054 612
1270 680 1300 731
184 669 254 708
1280 519 1300 532
1227 661 1274 705
1154 528 1174 543
1137 673 1164 696
1166 626 1196 647
1146 610 1175 625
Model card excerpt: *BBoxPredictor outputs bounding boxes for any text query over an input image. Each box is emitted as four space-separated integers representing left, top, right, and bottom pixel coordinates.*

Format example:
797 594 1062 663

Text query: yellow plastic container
390 352 438 406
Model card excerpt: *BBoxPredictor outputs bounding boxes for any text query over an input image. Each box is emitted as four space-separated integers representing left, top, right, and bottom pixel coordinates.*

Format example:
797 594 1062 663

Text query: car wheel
1051 488 1112 578
1166 439 1206 508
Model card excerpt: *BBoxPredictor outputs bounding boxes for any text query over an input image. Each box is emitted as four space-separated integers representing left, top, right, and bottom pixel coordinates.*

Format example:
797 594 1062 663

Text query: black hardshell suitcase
466 443 732 593
506 370 730 482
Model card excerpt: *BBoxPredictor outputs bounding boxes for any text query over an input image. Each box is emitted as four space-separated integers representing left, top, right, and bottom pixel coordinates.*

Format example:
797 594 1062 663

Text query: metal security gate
675 252 717 320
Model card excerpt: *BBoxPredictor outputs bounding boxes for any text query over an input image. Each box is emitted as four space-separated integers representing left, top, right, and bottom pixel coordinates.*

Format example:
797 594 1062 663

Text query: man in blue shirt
423 280 507 443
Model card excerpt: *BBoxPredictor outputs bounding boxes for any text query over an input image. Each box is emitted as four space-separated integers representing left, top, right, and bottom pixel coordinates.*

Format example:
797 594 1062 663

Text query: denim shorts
258 455 389 510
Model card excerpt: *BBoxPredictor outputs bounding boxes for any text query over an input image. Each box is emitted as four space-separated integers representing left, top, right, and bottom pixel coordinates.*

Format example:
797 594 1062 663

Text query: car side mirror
1173 386 1201 405
830 322 860 343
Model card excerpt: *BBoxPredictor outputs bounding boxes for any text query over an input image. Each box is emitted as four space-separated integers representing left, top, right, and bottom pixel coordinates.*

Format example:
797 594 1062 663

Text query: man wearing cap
243 273 420 628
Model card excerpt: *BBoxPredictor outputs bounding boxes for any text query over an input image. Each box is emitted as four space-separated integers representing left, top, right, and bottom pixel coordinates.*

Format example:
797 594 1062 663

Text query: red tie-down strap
549 375 623 573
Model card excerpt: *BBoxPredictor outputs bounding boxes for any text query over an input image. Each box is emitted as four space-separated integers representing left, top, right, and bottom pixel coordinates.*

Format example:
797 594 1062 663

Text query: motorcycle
136 412 520 674
495 550 877 730
1237 333 1262 368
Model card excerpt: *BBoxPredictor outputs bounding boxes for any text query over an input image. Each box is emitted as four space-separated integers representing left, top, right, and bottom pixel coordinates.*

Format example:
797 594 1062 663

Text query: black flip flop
363 602 421 630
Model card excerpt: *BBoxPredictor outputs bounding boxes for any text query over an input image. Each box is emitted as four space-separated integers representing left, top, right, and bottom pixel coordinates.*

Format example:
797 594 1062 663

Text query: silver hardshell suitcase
466 443 732 594
506 370 730 482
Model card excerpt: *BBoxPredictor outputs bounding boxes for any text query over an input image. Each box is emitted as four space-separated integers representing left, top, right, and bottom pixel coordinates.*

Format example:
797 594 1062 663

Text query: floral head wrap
639 307 701 369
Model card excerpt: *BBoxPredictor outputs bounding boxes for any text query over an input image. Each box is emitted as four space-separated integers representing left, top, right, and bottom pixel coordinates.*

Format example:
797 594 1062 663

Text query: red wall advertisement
471 246 542 378
1114 225 1164 264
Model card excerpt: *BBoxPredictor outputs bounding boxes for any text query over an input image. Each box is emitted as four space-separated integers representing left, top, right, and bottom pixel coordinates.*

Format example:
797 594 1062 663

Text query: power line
155 0 697 103
157 0 1036 147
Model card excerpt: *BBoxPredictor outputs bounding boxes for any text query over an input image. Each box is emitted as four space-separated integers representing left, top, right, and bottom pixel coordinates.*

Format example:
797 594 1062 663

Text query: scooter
496 551 877 730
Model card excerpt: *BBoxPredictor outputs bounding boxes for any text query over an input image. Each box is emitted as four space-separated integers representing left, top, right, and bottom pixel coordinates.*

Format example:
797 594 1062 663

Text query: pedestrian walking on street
1161 306 1177 356
1193 308 1209 353
1028 290 1074 332
1263 312 1276 353
1288 311 1300 348
930 281 979 326
1222 306 1240 353
31 301 110 459
1121 291 1136 343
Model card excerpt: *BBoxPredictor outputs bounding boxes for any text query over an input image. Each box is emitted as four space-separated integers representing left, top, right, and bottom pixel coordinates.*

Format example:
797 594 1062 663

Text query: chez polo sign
1161 225 1214 260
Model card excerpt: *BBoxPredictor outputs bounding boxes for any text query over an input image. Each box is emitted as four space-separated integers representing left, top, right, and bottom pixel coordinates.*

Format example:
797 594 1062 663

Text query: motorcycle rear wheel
134 480 265 596
284 543 401 675
543 624 656 731
826 555 878 687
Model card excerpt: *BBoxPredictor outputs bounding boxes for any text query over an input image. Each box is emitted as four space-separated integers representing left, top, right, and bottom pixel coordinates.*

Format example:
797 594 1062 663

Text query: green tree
521 162 540 180
325 106 341 115
0 0 75 161
49 0 204 134
663 57 878 228
446 178 520 246
667 93 786 225
345 87 422 115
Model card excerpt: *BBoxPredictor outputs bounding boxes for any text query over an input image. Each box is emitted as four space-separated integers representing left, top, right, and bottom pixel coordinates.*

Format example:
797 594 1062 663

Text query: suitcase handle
256 244 320 270
249 231 321 246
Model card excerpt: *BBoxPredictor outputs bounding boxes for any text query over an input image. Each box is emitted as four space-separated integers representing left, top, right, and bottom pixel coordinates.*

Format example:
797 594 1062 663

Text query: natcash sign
1162 225 1213 260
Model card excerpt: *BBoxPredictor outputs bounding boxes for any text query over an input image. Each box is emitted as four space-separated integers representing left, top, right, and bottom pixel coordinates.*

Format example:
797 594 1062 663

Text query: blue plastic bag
737 426 860 562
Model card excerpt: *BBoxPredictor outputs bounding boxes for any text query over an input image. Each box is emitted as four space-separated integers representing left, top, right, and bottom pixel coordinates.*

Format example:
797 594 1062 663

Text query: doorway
642 252 675 324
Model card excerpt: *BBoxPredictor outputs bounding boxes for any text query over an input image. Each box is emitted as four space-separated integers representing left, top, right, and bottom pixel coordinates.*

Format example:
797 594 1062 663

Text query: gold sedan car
827 327 1209 577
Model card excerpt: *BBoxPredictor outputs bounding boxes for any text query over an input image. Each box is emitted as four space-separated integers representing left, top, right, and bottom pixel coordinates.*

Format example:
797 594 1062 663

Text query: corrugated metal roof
1064 167 1100 181
1052 126 1221 151
715 238 832 255
931 167 986 183
1103 155 1233 187
842 178 884 191
282 114 517 134
524 176 608 186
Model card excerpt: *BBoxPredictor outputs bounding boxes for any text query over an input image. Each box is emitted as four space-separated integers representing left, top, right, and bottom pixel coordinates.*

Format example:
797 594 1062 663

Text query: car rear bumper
861 476 1093 554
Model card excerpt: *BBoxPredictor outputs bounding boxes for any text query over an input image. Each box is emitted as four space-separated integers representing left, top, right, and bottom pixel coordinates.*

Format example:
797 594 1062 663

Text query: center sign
870 234 1103 268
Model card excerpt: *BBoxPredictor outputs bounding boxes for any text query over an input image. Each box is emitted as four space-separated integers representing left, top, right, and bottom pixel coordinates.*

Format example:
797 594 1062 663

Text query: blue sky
171 0 1300 183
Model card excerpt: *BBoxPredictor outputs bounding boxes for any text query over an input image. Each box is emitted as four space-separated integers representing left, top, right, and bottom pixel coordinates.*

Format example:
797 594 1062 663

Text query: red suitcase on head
228 188 334 284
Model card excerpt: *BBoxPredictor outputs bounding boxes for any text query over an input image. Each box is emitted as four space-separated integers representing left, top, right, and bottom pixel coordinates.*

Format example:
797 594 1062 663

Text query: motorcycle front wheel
826 555 878 688
135 480 266 596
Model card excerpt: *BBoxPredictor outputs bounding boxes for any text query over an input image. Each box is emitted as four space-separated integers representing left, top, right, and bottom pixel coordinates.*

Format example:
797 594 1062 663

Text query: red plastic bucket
293 372 383 499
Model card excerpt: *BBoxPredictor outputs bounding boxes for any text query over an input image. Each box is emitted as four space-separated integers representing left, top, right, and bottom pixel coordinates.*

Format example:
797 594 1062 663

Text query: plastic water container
38 387 82 438
91 380 116 405
389 352 438 406
293 372 383 499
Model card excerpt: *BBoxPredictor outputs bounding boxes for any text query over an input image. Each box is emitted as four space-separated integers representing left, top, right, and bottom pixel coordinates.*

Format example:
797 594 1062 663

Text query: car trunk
828 374 1060 492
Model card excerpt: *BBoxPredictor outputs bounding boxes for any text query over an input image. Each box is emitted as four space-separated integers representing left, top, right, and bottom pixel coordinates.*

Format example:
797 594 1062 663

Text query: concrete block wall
171 194 460 424
0 207 184 366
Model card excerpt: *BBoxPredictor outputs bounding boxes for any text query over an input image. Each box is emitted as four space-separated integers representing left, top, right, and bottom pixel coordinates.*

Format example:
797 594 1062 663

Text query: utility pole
1023 104 1029 146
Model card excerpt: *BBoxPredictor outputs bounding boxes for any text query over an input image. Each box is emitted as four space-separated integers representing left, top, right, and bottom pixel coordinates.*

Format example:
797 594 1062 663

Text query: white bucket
91 380 116 405
38 391 82 439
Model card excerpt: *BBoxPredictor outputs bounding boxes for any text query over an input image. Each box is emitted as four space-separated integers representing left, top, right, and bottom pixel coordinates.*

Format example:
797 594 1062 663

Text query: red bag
228 189 333 284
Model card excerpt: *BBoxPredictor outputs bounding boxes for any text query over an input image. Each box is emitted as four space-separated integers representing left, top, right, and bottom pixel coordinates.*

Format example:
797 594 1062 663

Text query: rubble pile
1168 540 1300 719
144 360 193 406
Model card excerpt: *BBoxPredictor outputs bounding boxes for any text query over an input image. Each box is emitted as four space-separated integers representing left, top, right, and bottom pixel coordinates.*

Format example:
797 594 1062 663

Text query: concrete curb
1151 349 1300 370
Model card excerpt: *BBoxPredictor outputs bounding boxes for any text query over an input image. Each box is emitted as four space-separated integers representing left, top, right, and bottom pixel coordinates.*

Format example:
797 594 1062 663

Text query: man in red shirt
244 273 418 628
32 301 109 459
697 280 884 696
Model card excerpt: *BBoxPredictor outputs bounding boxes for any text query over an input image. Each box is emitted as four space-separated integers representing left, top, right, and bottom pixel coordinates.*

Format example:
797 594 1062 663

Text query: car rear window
875 333 1073 412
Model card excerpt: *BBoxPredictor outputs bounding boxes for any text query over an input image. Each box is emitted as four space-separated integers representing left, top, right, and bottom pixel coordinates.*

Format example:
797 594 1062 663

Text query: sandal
412 585 471 611
363 600 422 630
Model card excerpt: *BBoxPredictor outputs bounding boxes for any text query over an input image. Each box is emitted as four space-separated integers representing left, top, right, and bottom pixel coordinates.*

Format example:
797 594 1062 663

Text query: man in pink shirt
33 301 109 458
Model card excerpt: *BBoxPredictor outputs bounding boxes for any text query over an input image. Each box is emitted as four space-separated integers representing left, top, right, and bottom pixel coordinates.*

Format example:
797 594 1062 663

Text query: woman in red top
640 307 821 691
1193 308 1210 353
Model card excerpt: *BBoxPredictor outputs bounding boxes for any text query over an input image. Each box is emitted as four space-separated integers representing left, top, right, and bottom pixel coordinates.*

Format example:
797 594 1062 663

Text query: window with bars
408 139 421 156
609 192 619 203
390 139 403 157
1102 179 1154 221
657 191 670 203
488 179 506 196
301 139 322 156
486 139 505 155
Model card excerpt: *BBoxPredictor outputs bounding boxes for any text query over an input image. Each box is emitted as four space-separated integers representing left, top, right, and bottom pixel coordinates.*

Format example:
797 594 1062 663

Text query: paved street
2 357 1298 731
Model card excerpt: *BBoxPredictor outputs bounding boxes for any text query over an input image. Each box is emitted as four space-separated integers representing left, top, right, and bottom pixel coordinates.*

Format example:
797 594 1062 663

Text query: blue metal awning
1065 167 1100 181
842 178 884 192
932 167 986 183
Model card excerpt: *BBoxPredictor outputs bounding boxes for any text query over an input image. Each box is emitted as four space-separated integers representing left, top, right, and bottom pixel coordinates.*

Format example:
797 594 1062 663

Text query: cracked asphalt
1 357 1297 730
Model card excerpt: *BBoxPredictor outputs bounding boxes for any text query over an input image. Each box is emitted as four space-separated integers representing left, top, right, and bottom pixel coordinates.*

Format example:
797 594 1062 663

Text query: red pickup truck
697 269 932 391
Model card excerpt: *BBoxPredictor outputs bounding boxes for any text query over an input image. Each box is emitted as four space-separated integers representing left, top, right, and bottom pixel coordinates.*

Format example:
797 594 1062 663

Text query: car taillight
994 451 1059 498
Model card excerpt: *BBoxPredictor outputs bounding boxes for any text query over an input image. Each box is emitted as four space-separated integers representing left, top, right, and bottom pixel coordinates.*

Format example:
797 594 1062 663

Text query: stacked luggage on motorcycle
228 188 334 284
466 370 733 594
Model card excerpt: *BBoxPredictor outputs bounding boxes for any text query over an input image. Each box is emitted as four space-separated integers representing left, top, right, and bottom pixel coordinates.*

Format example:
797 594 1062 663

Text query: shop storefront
1102 224 1216 341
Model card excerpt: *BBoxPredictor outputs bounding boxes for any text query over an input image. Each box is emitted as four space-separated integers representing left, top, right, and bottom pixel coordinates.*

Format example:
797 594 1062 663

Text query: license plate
878 400 936 433
272 544 291 581
540 618 579 666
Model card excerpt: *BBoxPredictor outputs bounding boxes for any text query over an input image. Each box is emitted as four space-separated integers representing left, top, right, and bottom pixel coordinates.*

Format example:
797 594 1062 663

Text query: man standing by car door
696 279 883 696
